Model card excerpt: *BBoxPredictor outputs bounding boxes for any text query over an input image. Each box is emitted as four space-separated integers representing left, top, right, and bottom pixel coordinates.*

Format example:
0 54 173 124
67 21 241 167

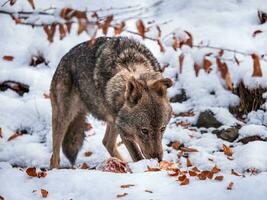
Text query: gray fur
50 37 172 168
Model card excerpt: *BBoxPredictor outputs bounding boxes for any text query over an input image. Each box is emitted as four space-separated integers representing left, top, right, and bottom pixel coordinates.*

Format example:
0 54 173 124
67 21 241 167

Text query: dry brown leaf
146 166 161 172
74 10 87 20
157 39 165 53
171 141 181 150
37 171 47 178
180 147 198 152
191 167 200 172
77 20 87 35
179 111 195 117
114 21 125 36
216 58 233 90
102 15 113 35
218 49 224 57
214 175 224 181
251 53 262 77
184 31 193 47
231 169 241 176
168 169 180 176
117 193 128 198
66 22 72 33
88 30 97 48
80 162 89 169
60 8 73 20
193 63 200 77
120 184 135 189
43 24 56 43
26 167 37 177
0 195 4 200
186 158 193 167
154 25 161 38
189 170 197 176
59 24 66 40
202 170 214 179
179 54 184 74
203 57 212 73
234 55 240 66
27 0 35 9
258 10 267 24
145 189 153 193
227 182 234 190
84 151 93 157
180 177 189 186
223 144 233 157
136 19 146 39
41 189 48 198
0 128 2 138
178 174 187 182
85 122 93 131
253 30 263 37
14 17 22 24
159 161 177 170
3 55 14 61
176 121 190 127
211 165 221 174
10 0 16 6
7 132 23 141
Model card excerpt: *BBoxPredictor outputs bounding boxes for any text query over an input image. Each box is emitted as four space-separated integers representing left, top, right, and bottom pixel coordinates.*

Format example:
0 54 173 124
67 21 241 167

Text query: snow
238 124 267 139
1 0 267 199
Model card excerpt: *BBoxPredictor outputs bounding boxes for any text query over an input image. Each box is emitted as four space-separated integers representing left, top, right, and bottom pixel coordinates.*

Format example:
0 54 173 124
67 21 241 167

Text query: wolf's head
116 77 173 161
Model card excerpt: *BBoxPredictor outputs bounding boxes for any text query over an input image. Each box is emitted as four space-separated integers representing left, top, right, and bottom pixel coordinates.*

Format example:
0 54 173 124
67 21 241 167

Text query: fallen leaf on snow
186 158 193 167
223 144 233 157
145 166 161 172
214 175 224 181
84 151 93 157
227 182 234 190
211 165 221 174
116 193 128 198
41 189 48 198
26 167 37 177
120 184 135 188
159 161 177 170
37 171 47 178
180 177 189 186
80 162 89 169
231 169 241 176
180 147 198 152
3 55 14 61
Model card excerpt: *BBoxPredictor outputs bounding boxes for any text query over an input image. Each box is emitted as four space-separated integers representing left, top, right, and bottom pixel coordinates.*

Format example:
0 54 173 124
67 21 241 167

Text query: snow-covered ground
1 0 267 199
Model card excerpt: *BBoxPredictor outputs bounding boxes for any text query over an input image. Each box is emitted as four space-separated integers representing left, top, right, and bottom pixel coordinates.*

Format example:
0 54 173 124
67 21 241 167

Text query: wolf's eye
141 128 149 135
160 126 166 132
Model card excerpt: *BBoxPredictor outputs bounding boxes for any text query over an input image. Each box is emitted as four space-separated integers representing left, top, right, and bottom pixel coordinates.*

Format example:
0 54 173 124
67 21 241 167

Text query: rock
170 89 187 103
212 127 239 142
195 110 222 128
238 135 266 144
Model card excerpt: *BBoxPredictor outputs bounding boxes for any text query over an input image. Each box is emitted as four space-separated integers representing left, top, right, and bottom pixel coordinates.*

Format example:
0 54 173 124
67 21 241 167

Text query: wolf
50 37 173 168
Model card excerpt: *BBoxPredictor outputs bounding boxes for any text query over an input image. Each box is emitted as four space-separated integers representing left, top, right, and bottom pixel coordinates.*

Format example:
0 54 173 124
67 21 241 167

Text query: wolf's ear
151 78 172 97
125 77 144 106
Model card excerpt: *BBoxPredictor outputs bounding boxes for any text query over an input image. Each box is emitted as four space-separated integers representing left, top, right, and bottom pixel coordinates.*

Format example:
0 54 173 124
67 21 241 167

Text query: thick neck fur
105 64 162 114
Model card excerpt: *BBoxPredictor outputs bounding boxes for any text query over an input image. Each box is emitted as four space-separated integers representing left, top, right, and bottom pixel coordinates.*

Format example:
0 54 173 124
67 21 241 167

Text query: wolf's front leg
102 123 125 161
